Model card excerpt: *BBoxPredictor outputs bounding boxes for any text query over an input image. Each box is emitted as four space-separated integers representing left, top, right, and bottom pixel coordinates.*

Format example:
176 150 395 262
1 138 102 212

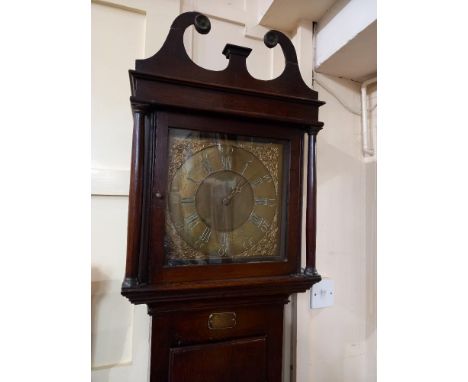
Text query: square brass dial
164 128 287 266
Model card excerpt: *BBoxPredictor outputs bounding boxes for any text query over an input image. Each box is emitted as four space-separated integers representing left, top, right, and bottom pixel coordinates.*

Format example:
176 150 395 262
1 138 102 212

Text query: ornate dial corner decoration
165 220 202 262
236 142 281 190
245 215 279 258
167 135 216 182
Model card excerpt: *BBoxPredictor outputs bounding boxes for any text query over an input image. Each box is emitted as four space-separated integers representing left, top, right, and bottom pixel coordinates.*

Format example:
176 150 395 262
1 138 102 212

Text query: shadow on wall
91 266 134 377
91 267 105 369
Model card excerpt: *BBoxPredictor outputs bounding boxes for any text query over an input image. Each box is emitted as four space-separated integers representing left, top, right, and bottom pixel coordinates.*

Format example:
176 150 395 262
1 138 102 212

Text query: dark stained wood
168 337 267 382
305 132 321 276
129 11 324 126
142 111 303 285
150 302 284 382
132 12 323 103
130 73 322 126
136 111 158 285
123 104 147 288
123 275 318 306
121 11 325 381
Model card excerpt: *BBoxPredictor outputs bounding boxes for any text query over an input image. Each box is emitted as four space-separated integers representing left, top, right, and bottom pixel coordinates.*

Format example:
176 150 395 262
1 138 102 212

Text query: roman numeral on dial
249 212 270 233
184 212 200 230
251 174 272 187
249 212 263 226
217 232 229 256
194 226 211 248
255 197 275 206
218 145 233 170
181 196 195 204
221 154 232 170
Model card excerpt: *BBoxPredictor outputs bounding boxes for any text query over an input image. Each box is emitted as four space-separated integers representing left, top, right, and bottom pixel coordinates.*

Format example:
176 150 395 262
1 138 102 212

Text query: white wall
91 1 376 381
91 1 181 381
295 73 376 381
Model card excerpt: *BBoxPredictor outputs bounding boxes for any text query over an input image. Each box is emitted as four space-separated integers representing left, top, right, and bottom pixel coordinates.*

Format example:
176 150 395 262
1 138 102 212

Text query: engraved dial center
195 170 254 232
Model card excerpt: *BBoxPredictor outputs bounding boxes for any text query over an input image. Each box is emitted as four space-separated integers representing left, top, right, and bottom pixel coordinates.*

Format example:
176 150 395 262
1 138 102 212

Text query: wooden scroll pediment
129 12 324 128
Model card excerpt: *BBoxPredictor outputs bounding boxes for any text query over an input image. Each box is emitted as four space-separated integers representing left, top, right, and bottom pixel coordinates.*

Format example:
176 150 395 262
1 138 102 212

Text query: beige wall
294 73 376 382
91 1 376 381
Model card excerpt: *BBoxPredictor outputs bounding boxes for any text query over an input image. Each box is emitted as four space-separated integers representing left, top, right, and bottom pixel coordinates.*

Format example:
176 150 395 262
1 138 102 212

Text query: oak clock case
122 11 324 382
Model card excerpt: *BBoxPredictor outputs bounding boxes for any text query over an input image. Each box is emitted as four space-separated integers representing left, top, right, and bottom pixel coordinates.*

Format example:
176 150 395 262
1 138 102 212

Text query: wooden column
123 103 148 288
305 129 321 277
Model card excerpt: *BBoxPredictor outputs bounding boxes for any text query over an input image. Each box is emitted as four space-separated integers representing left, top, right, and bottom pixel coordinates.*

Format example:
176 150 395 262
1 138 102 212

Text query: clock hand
222 179 248 205
232 179 248 195
222 185 238 205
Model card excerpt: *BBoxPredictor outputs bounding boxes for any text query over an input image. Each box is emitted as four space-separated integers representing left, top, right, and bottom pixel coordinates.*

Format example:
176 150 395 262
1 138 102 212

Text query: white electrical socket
310 278 334 309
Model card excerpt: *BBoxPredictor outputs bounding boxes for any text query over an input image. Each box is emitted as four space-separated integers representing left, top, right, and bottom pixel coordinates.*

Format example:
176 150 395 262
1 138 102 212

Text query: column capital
130 98 151 114
306 123 324 135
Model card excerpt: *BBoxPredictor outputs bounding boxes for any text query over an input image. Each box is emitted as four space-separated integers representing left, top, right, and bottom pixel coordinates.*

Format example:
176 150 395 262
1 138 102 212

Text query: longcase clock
121 12 324 382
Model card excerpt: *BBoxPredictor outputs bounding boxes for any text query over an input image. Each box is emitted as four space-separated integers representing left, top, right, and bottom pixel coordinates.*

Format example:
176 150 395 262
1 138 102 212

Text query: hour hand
222 187 236 205
222 180 246 205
